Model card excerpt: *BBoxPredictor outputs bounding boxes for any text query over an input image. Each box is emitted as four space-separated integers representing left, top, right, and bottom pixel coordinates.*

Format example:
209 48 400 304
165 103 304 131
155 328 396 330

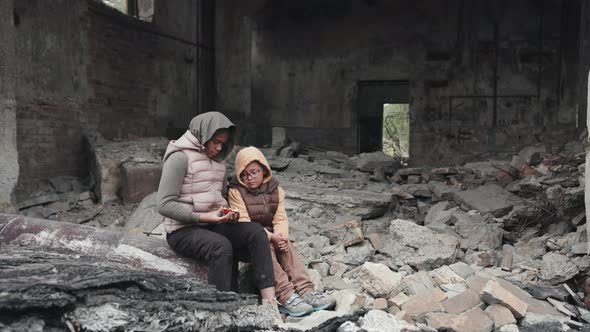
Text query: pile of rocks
10 132 590 331
232 140 589 330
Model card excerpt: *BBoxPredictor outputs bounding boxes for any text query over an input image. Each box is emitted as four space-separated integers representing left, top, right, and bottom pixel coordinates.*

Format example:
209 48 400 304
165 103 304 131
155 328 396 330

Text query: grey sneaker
301 291 336 311
278 293 313 317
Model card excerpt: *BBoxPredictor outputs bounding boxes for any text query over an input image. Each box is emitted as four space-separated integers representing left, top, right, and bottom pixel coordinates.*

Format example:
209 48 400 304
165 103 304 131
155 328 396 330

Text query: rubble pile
250 140 589 331
7 134 590 331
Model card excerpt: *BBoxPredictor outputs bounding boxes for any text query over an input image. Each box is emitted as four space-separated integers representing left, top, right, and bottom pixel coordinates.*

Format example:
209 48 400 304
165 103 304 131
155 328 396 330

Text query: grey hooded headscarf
188 111 236 162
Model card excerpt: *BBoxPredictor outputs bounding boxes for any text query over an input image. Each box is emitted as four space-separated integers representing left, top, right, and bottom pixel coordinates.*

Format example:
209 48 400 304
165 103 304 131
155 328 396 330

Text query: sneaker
301 291 336 311
278 293 314 317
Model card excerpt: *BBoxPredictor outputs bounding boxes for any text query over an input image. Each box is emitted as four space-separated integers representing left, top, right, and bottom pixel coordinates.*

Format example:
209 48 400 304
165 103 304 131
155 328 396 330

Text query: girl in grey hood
157 112 278 308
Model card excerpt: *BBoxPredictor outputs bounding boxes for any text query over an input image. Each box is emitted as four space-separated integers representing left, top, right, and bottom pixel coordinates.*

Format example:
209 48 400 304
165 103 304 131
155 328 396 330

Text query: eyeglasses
240 169 261 180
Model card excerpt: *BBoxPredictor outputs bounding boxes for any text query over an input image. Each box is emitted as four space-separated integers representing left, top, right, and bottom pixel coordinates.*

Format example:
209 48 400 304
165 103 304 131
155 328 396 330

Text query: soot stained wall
216 0 582 165
14 0 211 196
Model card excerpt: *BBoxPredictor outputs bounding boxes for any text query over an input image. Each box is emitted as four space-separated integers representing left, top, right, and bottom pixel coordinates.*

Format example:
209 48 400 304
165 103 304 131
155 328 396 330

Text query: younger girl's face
240 162 265 189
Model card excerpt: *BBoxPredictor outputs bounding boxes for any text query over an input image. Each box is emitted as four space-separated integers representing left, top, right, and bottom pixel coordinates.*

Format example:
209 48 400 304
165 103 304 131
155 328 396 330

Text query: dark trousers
167 222 275 292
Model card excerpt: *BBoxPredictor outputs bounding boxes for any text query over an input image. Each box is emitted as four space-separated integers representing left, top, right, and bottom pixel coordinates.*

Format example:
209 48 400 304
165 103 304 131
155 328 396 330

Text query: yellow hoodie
228 147 289 240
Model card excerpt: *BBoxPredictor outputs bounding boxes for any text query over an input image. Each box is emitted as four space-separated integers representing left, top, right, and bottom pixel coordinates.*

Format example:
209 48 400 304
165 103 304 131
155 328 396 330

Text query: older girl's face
205 130 229 159
240 161 265 189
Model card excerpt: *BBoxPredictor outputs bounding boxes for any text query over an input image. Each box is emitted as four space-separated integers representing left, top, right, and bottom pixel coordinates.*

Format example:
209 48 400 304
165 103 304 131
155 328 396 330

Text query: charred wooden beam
0 213 207 280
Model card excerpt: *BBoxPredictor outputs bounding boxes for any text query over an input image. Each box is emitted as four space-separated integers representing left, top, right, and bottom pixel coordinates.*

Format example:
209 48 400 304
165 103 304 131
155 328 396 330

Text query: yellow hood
234 147 273 187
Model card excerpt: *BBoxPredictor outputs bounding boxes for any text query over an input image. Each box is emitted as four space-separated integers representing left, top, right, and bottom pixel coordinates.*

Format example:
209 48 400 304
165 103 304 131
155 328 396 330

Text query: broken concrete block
571 242 588 255
373 298 388 310
452 184 524 217
120 162 162 205
356 151 399 174
465 250 497 267
358 262 402 297
389 292 410 308
339 240 375 266
452 210 503 251
448 262 475 280
401 271 435 295
539 252 579 285
520 312 570 331
440 283 468 298
427 181 459 200
440 289 482 315
319 220 364 247
484 304 516 328
401 290 445 319
381 219 460 270
90 137 168 204
426 307 493 332
424 201 455 225
428 266 465 286
332 289 366 315
480 280 528 318
357 309 428 332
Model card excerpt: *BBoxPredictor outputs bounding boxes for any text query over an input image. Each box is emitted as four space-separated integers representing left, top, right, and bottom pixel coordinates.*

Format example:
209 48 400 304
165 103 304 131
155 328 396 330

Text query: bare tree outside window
382 103 409 159
101 0 126 13
100 0 153 22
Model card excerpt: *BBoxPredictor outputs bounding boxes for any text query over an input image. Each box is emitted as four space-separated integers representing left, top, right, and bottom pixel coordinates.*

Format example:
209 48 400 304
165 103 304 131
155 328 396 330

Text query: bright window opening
383 103 409 158
101 0 154 22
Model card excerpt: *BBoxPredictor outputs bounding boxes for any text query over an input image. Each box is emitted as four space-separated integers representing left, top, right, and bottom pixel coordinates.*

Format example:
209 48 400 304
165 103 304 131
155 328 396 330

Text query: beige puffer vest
163 131 227 233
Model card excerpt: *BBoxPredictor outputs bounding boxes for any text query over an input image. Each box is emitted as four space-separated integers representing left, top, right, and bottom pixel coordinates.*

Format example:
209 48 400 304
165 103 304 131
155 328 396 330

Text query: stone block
539 252 579 285
426 307 493 332
373 298 388 310
358 262 402 297
389 292 410 308
440 283 468 298
427 181 459 200
440 289 482 314
121 162 162 205
332 289 366 315
484 304 516 328
319 220 364 247
401 271 435 295
401 291 445 319
449 262 475 279
381 219 460 271
452 184 525 217
429 265 465 286
480 280 527 318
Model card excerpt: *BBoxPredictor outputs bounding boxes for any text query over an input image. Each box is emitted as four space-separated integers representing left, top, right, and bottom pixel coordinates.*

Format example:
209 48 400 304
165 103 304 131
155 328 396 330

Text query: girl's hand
200 208 234 224
221 207 240 223
227 211 240 223
271 232 289 252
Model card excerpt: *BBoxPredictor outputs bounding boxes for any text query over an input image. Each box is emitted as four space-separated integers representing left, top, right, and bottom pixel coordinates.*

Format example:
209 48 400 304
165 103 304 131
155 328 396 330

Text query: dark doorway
357 81 409 154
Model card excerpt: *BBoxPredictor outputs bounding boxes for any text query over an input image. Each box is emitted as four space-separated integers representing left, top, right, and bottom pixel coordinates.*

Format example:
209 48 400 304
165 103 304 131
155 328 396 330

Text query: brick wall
15 0 205 197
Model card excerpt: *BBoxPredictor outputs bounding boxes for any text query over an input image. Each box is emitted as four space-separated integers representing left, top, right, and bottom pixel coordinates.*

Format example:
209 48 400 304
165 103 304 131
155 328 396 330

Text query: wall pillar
0 0 18 213
586 69 590 254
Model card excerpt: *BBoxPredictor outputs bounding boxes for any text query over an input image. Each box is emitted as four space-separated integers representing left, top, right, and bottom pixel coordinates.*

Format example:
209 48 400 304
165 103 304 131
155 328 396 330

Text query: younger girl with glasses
228 146 336 317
